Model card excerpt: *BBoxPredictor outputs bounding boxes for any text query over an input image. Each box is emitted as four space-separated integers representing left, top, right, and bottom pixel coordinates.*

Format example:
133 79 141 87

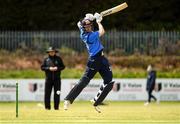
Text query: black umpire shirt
41 55 65 80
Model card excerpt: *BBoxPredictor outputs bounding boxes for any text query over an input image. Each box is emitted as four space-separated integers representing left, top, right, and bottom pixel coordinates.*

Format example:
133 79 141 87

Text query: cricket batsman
64 13 114 112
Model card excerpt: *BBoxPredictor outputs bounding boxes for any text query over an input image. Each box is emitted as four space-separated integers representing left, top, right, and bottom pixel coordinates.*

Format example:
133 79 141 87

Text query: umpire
41 47 65 110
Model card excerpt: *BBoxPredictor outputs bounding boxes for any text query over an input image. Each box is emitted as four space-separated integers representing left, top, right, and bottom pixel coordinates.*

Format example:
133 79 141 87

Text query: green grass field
0 68 180 78
0 101 180 124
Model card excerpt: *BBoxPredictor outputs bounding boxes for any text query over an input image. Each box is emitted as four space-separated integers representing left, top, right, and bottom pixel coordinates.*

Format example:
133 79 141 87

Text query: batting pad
94 81 115 106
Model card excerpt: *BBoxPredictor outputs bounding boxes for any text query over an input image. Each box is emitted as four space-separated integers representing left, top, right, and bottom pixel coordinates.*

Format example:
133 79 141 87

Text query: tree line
0 0 179 30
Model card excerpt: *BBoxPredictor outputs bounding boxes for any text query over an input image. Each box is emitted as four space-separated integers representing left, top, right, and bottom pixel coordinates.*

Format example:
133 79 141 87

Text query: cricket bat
100 2 128 17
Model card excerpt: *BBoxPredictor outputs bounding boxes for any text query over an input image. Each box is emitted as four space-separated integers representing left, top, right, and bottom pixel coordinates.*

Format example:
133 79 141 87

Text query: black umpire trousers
44 79 61 110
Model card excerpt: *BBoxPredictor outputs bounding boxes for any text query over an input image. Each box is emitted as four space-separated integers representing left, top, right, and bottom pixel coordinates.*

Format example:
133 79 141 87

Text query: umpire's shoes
64 100 70 110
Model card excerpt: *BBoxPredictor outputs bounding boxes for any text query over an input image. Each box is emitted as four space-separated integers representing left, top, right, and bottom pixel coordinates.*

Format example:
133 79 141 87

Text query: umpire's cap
46 46 58 53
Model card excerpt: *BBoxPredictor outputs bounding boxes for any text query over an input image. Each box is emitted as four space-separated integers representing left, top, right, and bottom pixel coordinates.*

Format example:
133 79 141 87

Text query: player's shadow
99 102 108 106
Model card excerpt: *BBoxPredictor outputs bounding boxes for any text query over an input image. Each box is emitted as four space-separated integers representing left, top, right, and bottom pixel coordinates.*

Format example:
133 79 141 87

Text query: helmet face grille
81 19 93 28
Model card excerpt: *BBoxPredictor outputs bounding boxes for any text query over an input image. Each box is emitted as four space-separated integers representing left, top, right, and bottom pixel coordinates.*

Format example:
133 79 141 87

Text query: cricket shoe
144 102 149 106
64 100 70 110
94 106 101 113
90 99 101 113
156 100 160 104
90 99 95 104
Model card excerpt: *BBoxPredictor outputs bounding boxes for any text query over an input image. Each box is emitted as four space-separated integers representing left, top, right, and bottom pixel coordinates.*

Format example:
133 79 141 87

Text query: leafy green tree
0 0 179 30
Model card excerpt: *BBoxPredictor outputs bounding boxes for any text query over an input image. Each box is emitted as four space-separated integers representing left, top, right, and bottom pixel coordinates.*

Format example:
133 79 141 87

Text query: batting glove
94 12 103 23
